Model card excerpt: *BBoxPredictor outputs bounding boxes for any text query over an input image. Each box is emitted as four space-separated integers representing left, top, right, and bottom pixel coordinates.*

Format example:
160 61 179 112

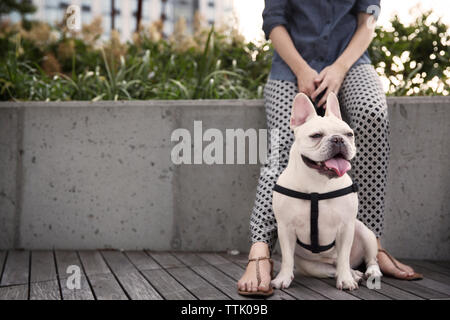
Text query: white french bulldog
271 92 382 291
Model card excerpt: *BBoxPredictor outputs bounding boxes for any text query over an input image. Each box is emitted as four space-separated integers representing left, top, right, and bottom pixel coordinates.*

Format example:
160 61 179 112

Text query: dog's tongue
324 158 351 177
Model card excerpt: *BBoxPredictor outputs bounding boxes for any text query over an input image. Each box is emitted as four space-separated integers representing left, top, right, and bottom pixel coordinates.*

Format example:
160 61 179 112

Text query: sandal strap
247 256 271 286
248 256 270 262
378 249 402 271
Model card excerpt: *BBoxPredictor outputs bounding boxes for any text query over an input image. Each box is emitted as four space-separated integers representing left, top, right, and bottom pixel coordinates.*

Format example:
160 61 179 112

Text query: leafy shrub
369 11 449 96
0 11 448 101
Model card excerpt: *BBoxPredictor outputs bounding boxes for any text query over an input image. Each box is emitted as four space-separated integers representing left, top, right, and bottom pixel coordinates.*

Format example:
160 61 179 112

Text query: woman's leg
238 79 297 293
250 79 297 252
338 63 415 278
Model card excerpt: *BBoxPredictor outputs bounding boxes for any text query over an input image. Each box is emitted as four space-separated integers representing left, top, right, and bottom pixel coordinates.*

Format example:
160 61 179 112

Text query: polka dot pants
250 63 390 253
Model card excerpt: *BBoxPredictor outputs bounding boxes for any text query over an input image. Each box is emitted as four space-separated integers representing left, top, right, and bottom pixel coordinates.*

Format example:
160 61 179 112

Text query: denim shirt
262 0 380 83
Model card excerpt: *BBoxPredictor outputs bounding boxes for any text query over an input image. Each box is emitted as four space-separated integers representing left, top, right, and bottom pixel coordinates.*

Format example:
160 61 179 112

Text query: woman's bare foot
377 239 415 279
237 242 272 293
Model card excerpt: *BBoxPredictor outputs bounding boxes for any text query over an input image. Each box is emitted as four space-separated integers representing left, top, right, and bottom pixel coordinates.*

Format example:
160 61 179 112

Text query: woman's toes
396 261 415 275
378 254 408 279
389 267 408 278
258 281 270 292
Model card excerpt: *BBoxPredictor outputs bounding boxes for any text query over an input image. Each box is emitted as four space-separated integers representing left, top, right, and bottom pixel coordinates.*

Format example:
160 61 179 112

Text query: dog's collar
273 182 359 254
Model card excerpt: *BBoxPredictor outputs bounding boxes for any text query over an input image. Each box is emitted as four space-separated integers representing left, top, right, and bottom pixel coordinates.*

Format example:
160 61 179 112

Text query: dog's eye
346 132 354 137
310 133 323 139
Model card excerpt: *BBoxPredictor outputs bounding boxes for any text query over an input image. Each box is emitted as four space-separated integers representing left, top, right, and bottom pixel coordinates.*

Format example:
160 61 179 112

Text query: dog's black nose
330 135 344 145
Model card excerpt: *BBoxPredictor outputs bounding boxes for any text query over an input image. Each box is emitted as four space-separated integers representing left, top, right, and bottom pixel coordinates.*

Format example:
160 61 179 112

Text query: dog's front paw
365 264 382 279
271 272 294 289
350 269 363 283
336 271 359 290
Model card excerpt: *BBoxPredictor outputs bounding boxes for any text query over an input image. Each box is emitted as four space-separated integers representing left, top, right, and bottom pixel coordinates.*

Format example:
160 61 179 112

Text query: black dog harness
273 182 359 254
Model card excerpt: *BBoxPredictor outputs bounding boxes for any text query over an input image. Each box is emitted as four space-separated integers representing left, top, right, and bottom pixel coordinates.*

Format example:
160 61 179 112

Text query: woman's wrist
293 59 311 77
333 58 351 74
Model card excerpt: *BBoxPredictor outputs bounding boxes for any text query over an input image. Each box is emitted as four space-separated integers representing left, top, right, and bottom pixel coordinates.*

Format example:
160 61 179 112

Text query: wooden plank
142 269 196 300
292 276 359 300
406 261 450 285
359 278 423 300
0 284 28 300
198 253 230 265
101 251 162 300
125 251 160 271
78 250 110 276
432 260 450 269
406 259 450 277
148 252 184 269
88 273 128 300
55 251 94 300
61 275 95 300
407 278 450 296
100 251 136 275
382 276 448 299
191 264 257 300
55 251 82 279
167 267 229 300
30 280 61 300
172 252 209 267
78 251 127 300
29 251 61 300
117 271 163 300
30 251 57 283
282 282 329 300
1 250 29 286
221 253 248 265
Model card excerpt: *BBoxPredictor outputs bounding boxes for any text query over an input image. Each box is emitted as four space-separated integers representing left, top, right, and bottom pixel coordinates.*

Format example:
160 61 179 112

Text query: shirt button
324 35 329 40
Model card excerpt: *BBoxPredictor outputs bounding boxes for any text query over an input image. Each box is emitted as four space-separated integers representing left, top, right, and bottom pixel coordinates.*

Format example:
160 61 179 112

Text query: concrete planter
0 97 449 259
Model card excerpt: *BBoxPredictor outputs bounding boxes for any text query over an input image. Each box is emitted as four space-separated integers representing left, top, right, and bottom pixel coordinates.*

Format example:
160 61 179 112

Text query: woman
238 0 420 296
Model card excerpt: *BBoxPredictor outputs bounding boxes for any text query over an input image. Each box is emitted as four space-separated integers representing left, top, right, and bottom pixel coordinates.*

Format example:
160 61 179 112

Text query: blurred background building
6 0 235 40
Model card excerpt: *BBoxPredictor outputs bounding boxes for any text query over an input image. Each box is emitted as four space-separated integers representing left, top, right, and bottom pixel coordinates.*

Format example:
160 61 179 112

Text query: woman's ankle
249 242 270 258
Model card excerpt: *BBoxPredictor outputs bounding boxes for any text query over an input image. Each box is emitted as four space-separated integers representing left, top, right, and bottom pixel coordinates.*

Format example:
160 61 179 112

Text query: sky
233 0 450 43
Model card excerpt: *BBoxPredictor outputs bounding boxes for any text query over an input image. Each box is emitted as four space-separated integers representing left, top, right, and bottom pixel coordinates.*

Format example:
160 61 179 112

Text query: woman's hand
311 62 348 108
296 64 319 98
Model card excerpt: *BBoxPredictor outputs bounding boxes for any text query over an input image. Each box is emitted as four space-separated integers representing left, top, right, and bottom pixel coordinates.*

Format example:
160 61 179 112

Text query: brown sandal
238 256 274 297
378 249 423 280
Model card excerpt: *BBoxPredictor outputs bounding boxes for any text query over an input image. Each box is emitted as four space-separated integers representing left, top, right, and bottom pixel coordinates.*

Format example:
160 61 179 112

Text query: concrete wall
0 97 449 259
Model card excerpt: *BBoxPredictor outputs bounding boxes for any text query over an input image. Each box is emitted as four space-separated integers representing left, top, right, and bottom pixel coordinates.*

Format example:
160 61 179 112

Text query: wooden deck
0 250 449 300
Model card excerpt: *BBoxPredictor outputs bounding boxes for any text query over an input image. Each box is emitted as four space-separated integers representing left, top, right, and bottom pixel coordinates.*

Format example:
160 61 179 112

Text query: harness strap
273 182 358 254
272 182 358 201
296 239 336 253
310 192 320 253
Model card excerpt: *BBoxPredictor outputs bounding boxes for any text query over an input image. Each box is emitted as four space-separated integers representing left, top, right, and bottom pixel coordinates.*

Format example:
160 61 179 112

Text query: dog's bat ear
324 92 342 120
290 93 317 130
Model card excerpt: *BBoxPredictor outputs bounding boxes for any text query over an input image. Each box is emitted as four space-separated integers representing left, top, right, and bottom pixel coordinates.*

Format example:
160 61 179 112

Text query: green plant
0 11 448 101
369 11 449 96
